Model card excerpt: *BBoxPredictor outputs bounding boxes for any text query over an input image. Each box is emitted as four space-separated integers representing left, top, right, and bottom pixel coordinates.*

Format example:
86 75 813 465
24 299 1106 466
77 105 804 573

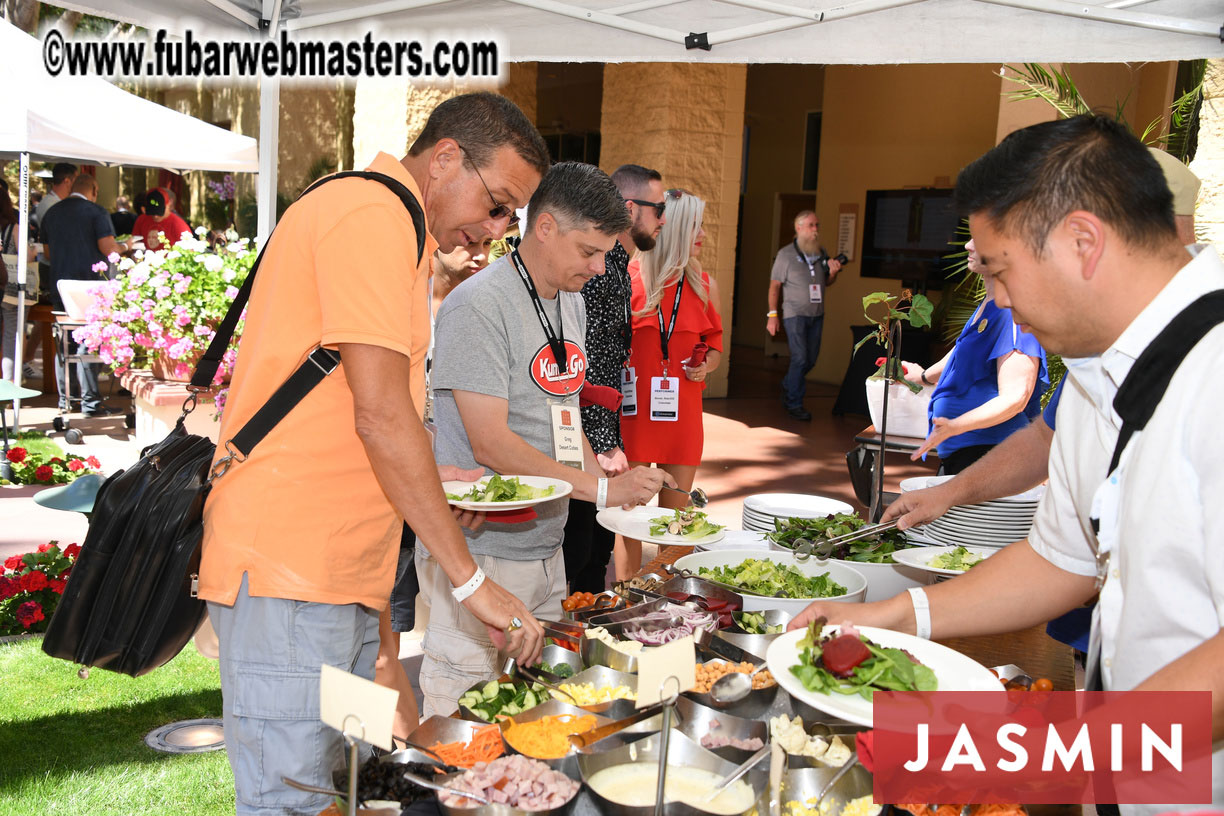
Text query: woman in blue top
907 240 1048 475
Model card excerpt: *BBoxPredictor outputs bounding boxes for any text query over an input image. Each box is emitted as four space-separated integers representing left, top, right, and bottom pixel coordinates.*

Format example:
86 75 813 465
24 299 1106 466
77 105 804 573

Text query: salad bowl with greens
671 549 867 614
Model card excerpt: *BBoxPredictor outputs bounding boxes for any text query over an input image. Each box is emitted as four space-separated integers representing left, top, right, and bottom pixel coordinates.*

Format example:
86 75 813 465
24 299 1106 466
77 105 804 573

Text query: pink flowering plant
0 542 81 636
73 227 253 384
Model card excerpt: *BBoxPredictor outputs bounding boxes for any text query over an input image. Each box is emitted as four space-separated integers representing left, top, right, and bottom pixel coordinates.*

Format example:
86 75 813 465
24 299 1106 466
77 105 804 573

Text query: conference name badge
809 283 823 304
550 402 584 469
650 376 680 422
621 367 638 417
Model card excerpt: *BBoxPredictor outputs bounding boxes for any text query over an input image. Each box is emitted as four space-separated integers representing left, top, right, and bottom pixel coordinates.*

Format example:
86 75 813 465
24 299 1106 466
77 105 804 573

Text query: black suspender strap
1106 290 1224 474
191 171 427 467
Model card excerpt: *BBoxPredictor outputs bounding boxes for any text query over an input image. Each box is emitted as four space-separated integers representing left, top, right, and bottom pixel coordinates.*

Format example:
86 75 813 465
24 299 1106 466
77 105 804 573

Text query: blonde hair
634 190 709 317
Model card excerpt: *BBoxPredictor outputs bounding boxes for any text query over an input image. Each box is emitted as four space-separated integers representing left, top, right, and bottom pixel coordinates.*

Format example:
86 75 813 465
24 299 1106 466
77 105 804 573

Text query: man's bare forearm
768 281 782 312
939 418 1053 506
344 344 478 588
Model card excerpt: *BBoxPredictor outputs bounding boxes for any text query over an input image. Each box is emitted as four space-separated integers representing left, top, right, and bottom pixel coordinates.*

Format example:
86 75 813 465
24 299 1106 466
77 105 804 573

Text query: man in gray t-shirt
766 210 843 420
418 162 671 717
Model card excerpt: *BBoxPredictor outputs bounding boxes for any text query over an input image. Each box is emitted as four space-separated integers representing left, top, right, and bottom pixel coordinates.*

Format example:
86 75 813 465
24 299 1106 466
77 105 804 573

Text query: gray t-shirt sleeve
770 251 790 284
431 301 510 400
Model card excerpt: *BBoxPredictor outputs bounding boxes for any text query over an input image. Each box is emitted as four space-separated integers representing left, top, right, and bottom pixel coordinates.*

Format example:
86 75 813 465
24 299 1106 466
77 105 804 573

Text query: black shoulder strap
1107 290 1224 473
187 171 427 459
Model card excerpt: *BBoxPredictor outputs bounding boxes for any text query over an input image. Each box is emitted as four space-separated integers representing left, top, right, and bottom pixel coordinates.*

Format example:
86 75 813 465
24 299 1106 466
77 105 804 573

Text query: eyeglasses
459 145 519 227
625 198 666 218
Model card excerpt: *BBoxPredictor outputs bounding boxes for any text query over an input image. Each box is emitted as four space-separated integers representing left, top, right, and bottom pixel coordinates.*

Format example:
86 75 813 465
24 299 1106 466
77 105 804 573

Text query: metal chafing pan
577 729 768 816
684 657 780 720
497 698 611 774
775 766 874 816
672 696 768 765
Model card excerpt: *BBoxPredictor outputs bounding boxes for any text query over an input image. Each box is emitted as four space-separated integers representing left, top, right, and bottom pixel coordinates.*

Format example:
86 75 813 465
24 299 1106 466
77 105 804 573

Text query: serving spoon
701 743 772 802
707 663 769 705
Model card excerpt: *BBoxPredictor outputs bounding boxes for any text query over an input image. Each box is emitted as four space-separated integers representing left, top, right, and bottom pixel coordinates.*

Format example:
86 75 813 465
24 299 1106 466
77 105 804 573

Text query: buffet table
642 546 1076 693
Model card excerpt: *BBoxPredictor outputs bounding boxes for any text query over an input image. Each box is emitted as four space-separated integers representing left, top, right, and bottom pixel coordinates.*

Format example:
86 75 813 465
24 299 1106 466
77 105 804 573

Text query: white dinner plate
742 493 855 520
596 505 727 546
442 475 572 511
765 624 1002 726
890 544 996 576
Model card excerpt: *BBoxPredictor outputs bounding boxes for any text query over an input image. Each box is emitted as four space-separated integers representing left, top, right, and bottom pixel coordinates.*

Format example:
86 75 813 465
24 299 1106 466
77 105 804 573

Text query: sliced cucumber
481 680 501 701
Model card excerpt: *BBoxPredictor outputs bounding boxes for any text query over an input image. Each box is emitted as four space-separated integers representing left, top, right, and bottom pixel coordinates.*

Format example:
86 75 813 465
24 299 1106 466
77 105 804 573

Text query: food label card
320 663 398 750
635 636 696 708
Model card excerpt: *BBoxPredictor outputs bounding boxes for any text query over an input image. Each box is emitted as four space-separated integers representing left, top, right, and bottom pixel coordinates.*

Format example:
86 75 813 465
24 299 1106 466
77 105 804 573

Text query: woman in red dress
616 190 724 577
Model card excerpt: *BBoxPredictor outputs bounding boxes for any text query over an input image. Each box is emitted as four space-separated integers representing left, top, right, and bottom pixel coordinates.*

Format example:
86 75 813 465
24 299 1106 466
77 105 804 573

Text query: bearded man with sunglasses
200 92 550 815
561 164 668 593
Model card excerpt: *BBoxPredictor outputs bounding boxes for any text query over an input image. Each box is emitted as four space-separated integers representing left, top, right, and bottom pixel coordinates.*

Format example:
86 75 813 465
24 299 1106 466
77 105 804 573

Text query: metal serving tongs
660 485 709 508
791 519 900 562
566 702 670 750
505 657 578 704
535 617 586 644
281 772 490 805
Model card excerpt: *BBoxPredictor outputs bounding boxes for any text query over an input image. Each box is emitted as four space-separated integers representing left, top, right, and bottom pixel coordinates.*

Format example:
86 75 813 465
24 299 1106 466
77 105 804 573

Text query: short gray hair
526 162 632 236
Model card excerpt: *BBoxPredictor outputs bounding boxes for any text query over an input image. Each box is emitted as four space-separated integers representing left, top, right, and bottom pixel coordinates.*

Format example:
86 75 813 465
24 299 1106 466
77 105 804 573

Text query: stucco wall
600 63 747 398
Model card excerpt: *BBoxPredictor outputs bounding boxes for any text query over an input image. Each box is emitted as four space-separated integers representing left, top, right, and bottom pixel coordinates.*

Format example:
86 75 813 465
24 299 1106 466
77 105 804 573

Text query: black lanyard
511 249 566 374
657 279 685 370
794 240 819 278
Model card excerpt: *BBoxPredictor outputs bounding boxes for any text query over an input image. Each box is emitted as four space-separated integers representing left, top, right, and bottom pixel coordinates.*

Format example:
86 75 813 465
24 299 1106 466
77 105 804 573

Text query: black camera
818 252 849 274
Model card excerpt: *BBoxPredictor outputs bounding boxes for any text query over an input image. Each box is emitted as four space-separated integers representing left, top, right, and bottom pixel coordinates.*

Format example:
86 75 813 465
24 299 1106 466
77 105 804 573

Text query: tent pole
11 152 31 431
976 0 1219 37
256 75 280 246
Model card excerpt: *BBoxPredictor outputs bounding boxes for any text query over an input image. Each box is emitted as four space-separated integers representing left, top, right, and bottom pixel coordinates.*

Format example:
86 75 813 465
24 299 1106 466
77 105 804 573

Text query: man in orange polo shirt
200 93 551 815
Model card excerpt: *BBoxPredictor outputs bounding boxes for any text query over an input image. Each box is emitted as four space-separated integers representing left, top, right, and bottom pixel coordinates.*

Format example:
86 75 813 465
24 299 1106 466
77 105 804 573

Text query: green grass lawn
14 431 64 461
0 637 234 815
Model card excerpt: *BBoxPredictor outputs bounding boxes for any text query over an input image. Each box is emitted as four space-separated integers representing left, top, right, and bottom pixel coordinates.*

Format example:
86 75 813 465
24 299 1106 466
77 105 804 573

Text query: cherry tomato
1033 677 1053 692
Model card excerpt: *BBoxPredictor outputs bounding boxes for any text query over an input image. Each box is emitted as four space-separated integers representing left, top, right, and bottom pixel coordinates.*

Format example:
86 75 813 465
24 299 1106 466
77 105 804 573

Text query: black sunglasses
625 198 666 218
459 145 519 227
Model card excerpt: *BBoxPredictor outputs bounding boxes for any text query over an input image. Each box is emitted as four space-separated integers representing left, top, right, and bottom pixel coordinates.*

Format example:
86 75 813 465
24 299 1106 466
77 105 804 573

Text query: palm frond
1001 63 1091 120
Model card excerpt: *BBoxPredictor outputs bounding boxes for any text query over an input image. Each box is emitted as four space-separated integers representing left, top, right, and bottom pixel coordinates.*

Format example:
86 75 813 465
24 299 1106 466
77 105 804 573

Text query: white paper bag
864 377 931 439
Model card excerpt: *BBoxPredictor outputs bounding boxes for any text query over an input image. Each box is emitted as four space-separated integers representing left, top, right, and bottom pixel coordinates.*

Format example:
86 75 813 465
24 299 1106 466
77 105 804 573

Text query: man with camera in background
766 210 844 420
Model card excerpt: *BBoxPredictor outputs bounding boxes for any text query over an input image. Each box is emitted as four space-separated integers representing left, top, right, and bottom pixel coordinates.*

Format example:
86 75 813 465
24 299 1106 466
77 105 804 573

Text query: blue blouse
928 299 1048 458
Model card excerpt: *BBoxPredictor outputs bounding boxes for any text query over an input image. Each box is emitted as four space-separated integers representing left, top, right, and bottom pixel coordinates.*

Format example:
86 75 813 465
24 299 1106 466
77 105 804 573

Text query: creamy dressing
587 762 756 815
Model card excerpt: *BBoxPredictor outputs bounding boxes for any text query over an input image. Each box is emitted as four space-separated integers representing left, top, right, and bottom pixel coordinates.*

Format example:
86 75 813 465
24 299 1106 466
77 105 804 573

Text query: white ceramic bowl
671 548 867 616
764 541 931 602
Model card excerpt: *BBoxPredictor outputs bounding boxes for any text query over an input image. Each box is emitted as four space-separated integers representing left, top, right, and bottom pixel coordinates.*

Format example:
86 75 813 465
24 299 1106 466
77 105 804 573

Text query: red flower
38 543 53 553
15 601 45 629
0 576 19 600
3 555 24 572
49 578 67 595
34 465 54 482
20 571 48 592
49 457 64 466
67 459 85 472
5 447 26 463
86 456 101 469
64 543 81 559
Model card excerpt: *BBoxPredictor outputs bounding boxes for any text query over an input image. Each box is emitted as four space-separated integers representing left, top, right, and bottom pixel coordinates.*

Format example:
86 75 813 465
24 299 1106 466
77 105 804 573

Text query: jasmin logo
530 341 587 396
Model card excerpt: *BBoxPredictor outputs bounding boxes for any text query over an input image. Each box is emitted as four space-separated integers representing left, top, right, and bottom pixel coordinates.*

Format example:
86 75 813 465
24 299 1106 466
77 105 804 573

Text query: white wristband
451 566 485 603
907 586 931 640
595 478 609 511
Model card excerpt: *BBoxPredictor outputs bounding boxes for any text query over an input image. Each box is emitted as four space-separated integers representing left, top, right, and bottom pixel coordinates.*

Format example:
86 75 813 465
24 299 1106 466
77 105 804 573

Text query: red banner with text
873 691 1212 804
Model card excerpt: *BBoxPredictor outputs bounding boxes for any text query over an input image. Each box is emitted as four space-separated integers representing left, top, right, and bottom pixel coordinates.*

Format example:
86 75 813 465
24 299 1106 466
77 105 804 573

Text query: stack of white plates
900 476 1044 548
741 493 855 534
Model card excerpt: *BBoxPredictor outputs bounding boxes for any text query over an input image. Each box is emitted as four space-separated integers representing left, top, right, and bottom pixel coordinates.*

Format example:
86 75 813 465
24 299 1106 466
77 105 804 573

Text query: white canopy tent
49 0 1222 241
0 19 258 420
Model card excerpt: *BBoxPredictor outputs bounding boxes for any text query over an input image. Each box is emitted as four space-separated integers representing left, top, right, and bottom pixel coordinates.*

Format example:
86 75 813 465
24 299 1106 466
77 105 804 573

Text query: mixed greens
928 546 985 571
649 507 724 539
696 558 848 599
446 475 555 503
734 611 784 635
766 513 912 563
458 679 549 721
790 618 938 700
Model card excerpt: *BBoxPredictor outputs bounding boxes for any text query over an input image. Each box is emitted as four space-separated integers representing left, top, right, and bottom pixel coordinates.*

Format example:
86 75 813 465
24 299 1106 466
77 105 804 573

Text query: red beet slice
821 634 873 678
704 599 728 612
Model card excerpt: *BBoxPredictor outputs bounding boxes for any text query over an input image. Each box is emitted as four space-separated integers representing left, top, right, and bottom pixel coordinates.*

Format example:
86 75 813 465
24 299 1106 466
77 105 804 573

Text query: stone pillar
1191 59 1224 246
600 63 747 398
500 62 539 124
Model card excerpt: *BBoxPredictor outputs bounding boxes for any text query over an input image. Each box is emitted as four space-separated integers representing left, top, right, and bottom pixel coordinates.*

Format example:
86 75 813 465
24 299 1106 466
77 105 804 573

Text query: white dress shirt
1028 244 1224 813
